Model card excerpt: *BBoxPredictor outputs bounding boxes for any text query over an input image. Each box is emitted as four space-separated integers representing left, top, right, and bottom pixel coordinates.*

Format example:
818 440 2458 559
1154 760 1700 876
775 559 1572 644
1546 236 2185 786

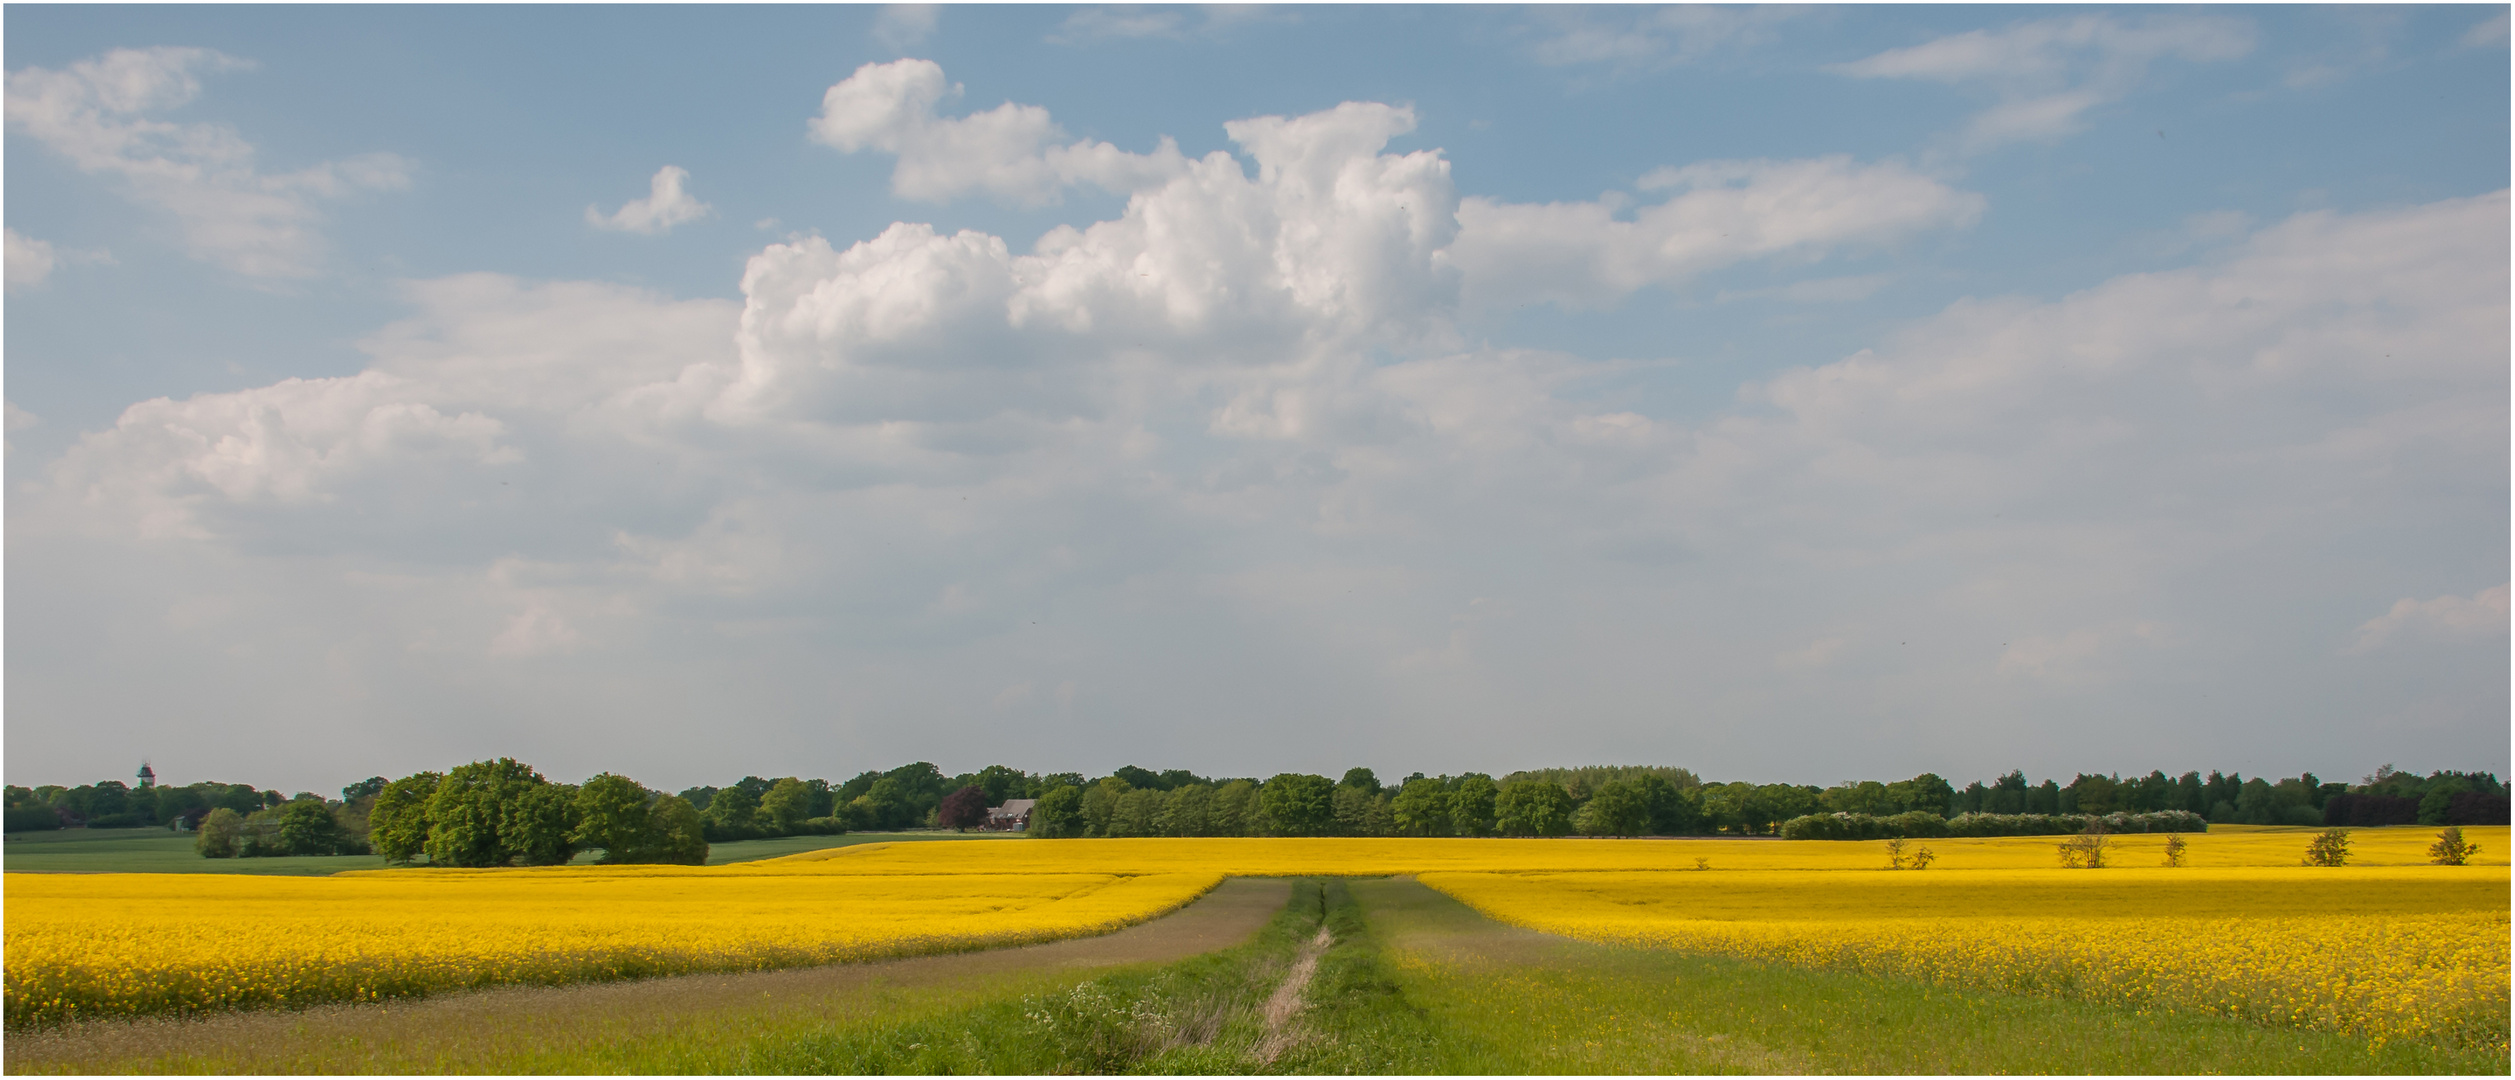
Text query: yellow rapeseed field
4 869 1218 1026
1418 867 2511 1051
8 826 2504 1036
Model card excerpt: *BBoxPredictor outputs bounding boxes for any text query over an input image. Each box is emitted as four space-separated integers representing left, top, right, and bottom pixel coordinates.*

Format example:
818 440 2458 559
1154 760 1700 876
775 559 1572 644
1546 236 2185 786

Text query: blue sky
5 5 2507 793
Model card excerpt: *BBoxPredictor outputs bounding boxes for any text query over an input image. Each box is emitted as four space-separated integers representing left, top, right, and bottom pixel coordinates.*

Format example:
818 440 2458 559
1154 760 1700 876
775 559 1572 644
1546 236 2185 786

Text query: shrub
1778 811 1953 841
195 808 243 858
2301 828 2350 867
2428 826 2479 866
2161 834 2188 867
1945 811 2204 837
2056 824 2110 869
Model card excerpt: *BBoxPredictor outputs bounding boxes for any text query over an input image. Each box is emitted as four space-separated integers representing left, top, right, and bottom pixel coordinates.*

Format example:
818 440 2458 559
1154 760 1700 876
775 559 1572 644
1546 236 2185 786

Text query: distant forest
5 760 2505 868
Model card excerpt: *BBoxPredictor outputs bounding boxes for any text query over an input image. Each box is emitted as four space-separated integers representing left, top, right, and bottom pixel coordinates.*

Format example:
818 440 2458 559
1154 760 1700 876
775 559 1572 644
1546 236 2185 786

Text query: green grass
0 829 383 876
0 827 1004 875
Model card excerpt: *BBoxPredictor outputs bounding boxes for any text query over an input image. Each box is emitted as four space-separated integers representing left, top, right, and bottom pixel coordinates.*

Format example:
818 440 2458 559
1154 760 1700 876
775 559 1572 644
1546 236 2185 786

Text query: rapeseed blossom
7 827 2503 1037
5 870 1217 1025
1418 867 2510 1052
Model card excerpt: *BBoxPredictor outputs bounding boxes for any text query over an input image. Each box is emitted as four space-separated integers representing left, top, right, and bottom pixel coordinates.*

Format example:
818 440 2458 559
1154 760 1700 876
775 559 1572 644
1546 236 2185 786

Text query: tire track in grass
1255 923 1333 1063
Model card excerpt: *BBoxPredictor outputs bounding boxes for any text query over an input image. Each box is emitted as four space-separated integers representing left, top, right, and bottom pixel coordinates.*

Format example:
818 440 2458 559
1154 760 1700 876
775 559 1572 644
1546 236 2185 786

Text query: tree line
4 761 2503 865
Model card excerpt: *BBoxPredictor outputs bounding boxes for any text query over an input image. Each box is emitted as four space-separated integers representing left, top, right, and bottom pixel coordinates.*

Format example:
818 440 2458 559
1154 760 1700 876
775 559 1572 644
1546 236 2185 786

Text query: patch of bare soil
5 877 1293 1075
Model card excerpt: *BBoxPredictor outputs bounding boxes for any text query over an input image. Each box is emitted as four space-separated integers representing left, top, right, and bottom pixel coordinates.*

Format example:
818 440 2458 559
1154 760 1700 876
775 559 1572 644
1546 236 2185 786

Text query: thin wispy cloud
4 47 408 279
1834 14 2256 149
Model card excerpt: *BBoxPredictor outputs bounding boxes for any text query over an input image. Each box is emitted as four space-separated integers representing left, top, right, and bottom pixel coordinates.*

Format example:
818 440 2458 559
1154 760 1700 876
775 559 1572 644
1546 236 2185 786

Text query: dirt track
6 876 1292 1075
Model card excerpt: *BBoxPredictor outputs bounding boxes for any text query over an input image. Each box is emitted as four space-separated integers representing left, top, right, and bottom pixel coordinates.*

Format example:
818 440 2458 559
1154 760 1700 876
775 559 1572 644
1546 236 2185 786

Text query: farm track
4 876 1292 1075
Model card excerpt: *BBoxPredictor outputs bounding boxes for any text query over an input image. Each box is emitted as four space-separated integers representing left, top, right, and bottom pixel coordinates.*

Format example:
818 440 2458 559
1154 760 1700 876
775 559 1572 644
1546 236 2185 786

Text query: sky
4 4 2507 795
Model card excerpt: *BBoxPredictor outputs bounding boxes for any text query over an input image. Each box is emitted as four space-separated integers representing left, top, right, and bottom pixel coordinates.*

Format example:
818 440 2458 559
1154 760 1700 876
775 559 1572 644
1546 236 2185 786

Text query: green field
0 827 1006 875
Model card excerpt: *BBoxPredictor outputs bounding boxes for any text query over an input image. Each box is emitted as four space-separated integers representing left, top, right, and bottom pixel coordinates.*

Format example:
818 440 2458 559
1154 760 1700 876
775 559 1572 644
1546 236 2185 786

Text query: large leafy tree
424 758 556 867
646 794 711 864
759 778 813 833
369 771 442 865
1391 777 1452 837
275 799 346 855
1258 774 1335 836
1576 780 1650 836
1449 774 1499 836
1495 780 1573 837
572 773 656 863
1027 784 1085 838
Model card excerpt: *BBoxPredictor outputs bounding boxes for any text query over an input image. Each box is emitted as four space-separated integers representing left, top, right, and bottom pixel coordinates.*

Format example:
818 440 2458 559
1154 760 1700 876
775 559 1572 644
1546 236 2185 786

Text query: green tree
1080 776 1132 836
645 793 710 864
195 807 244 858
2302 828 2351 867
705 784 763 836
1258 773 1335 836
1159 783 1213 836
369 771 441 865
1449 774 1499 837
1110 788 1165 837
1339 767 1382 795
505 782 580 865
1331 784 1384 836
572 773 657 863
275 799 345 856
1390 777 1453 836
1208 779 1257 835
1495 780 1574 836
760 778 812 834
424 758 551 868
2428 826 2479 866
1027 785 1086 838
1576 779 1650 836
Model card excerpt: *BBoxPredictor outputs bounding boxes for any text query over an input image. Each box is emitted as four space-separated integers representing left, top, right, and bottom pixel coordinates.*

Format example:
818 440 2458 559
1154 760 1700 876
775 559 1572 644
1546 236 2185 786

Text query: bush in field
194 807 243 858
1943 810 2205 837
2055 824 2110 869
2427 826 2478 866
2301 828 2350 867
2162 834 2188 867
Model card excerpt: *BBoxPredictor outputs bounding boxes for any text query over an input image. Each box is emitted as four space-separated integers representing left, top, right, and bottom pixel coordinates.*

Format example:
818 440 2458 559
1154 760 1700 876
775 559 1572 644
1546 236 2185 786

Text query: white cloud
5 228 58 290
3 47 410 278
2462 11 2510 48
872 4 940 52
2349 585 2510 654
1835 15 2256 149
1047 6 1275 44
1452 156 1983 309
11 67 2504 782
808 58 1189 205
1525 5 1802 70
586 165 712 234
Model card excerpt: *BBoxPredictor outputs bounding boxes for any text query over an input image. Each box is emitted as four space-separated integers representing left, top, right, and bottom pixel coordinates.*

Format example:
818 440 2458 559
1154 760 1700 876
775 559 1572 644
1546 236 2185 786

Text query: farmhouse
984 799 1035 832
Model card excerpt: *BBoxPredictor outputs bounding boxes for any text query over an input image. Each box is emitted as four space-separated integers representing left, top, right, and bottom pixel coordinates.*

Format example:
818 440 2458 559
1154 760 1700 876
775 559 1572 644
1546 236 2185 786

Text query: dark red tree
937 785 991 832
